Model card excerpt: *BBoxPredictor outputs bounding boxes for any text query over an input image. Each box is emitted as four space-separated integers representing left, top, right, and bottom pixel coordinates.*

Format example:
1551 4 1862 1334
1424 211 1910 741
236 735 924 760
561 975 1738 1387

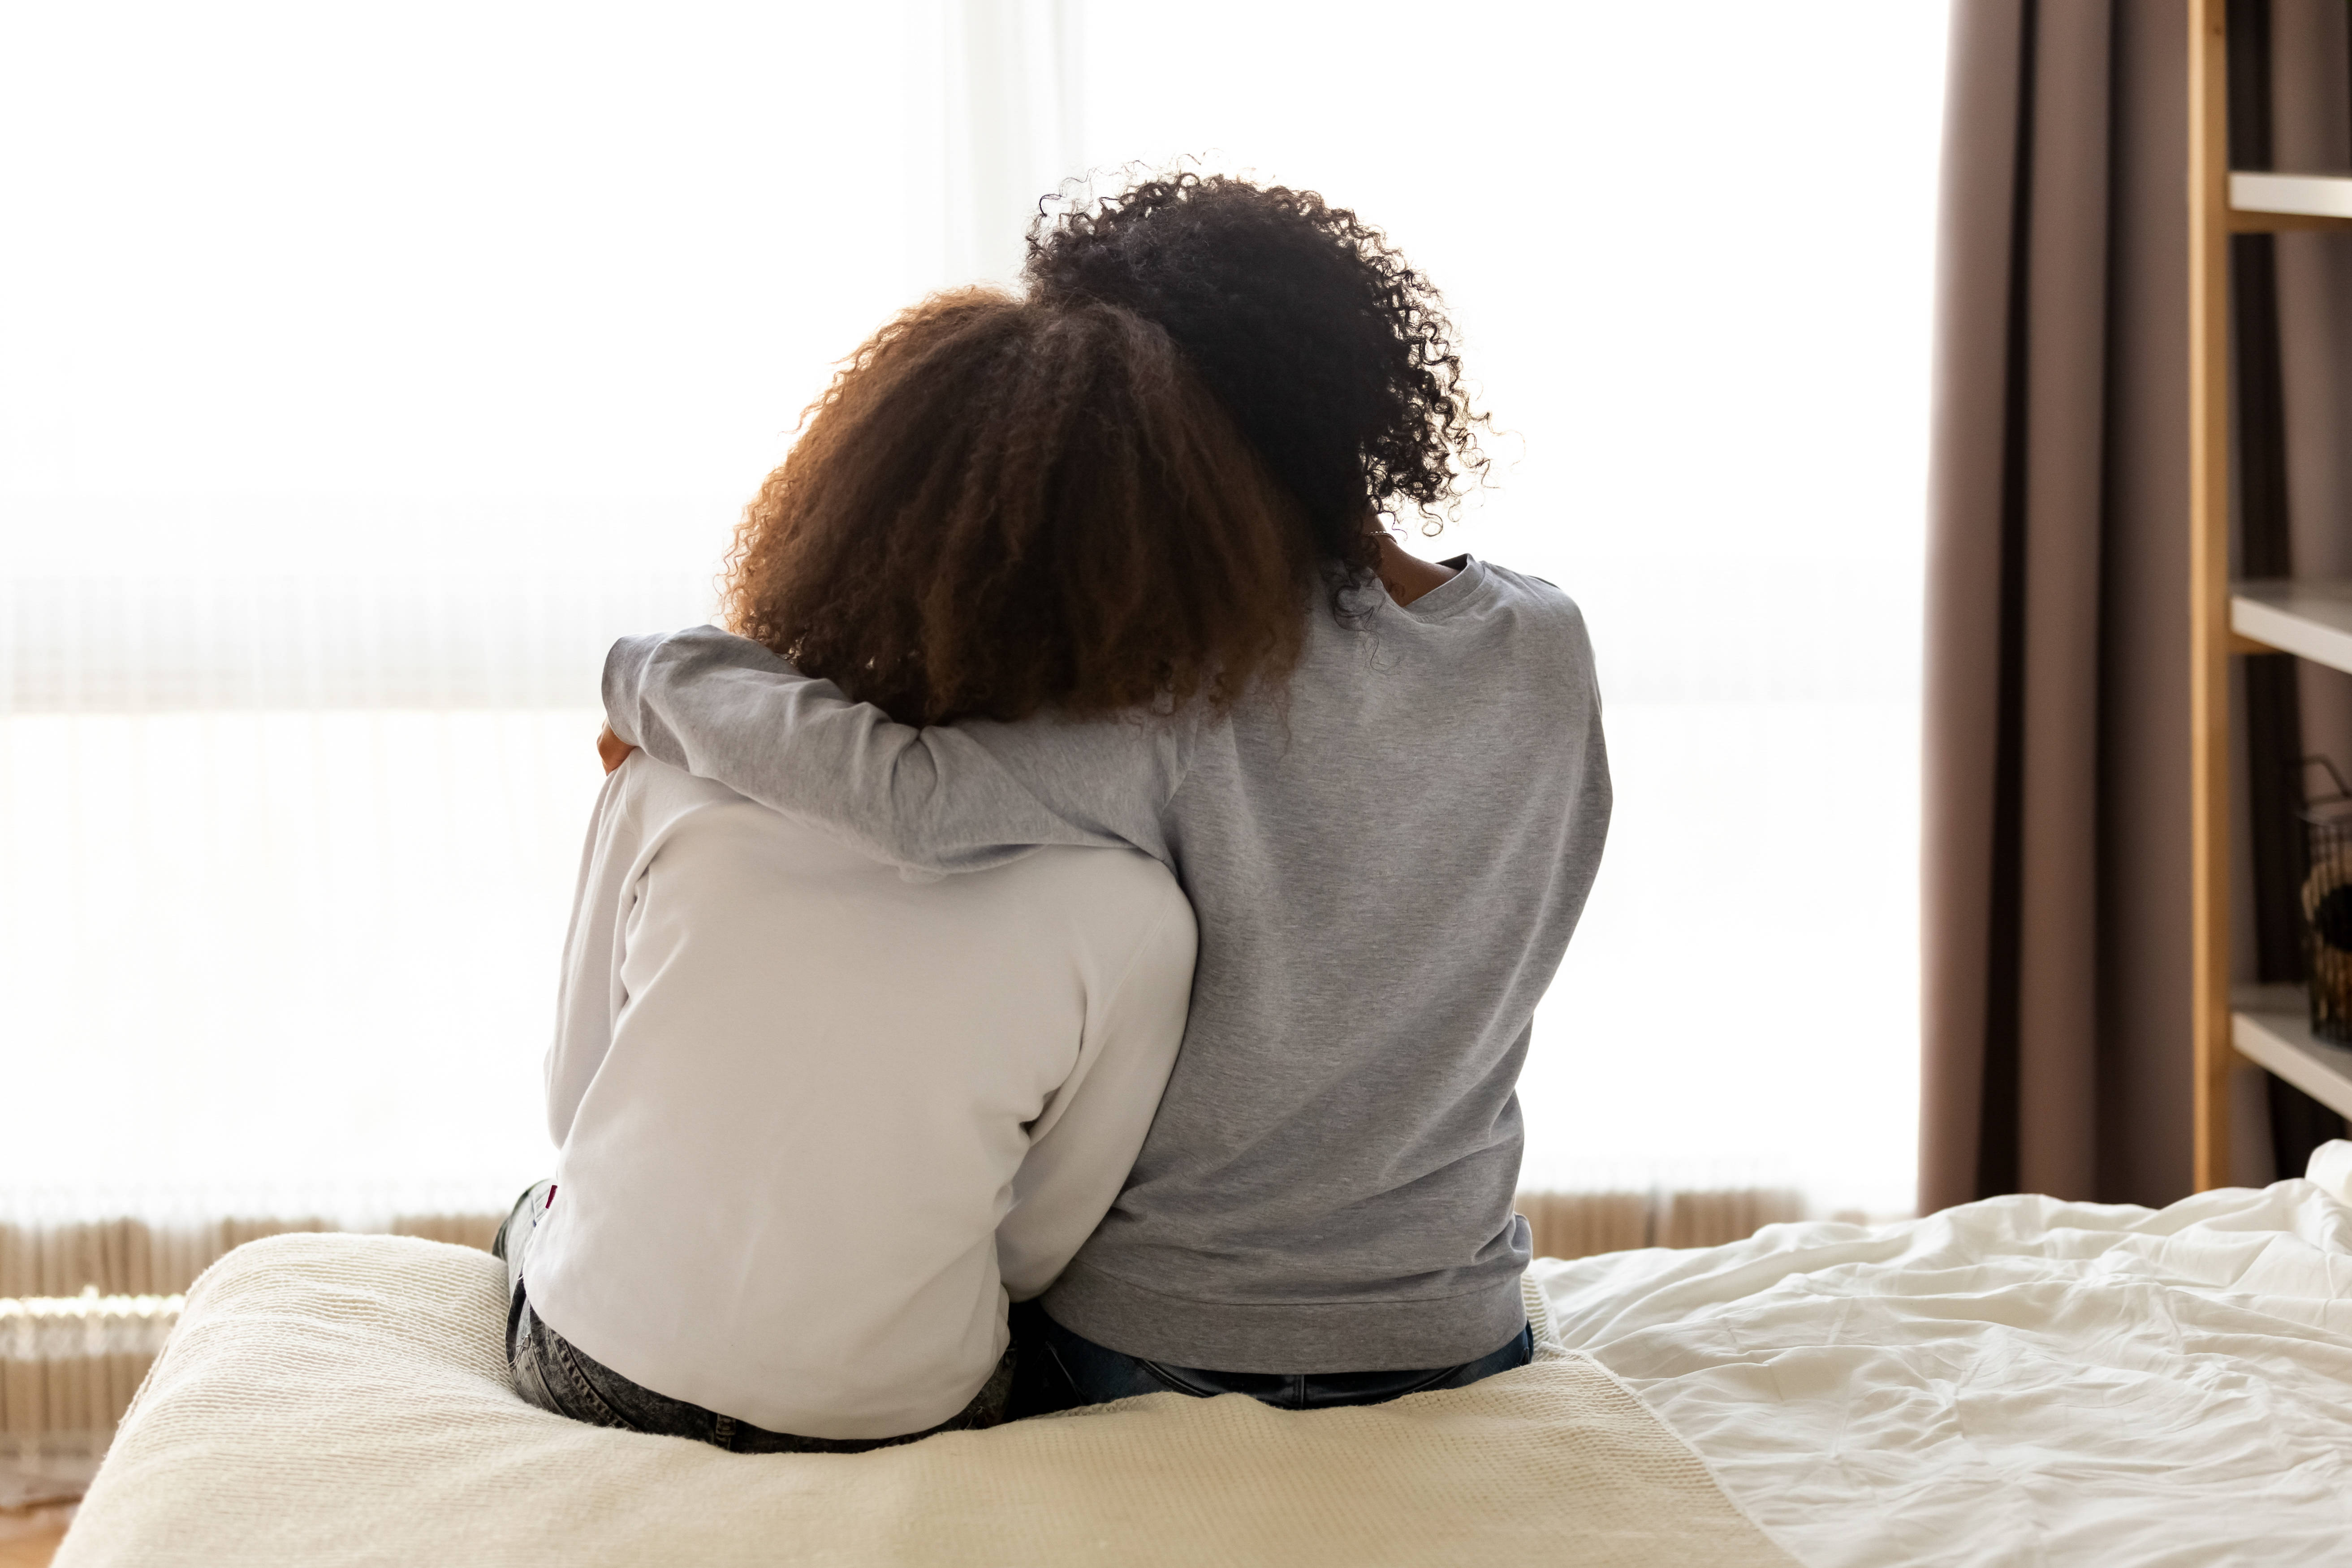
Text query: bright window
2 2 1945 1223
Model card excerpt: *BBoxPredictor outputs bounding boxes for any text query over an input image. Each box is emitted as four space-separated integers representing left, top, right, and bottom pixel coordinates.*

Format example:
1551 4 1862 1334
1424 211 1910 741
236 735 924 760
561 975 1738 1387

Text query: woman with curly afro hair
601 171 1612 1418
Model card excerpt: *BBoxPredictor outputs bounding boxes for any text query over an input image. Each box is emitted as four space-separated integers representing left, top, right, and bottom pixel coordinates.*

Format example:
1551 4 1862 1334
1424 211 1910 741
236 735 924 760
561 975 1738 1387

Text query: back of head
1023 173 1489 584
723 290 1313 726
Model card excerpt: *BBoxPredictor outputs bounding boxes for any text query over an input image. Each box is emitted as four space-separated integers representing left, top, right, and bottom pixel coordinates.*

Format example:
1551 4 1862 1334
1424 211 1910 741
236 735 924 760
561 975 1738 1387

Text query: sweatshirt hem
1037 1262 1533 1373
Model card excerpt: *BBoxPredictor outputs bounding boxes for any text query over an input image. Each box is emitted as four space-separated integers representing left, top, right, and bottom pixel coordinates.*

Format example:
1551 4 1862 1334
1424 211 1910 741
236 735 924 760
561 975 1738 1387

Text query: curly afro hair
723 289 1313 726
1023 172 1489 590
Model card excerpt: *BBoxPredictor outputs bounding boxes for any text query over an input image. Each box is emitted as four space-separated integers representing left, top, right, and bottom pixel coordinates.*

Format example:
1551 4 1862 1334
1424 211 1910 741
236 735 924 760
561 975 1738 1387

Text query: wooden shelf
2228 172 2352 231
2233 986 2352 1121
2231 579 2352 674
2232 171 2352 217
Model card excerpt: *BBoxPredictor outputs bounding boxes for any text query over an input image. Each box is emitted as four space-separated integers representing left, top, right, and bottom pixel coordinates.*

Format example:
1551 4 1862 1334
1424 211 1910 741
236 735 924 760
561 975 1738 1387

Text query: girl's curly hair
1024 172 1489 588
723 289 1313 727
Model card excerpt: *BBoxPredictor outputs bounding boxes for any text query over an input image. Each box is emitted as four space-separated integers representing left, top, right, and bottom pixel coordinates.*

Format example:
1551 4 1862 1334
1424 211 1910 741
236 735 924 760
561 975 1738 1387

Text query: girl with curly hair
600 173 1611 1416
500 289 1315 1450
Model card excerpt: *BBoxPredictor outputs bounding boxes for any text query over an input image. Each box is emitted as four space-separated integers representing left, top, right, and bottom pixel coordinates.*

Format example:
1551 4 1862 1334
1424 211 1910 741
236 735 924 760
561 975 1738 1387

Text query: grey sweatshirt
602 556 1610 1371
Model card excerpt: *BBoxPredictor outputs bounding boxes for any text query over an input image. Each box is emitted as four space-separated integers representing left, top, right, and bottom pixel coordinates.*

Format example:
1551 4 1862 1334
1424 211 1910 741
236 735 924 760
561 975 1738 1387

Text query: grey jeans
492 1180 1012 1454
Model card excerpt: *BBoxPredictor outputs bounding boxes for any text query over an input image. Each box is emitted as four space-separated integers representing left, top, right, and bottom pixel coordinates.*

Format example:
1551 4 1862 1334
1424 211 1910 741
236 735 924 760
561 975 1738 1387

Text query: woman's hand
597 726 638 775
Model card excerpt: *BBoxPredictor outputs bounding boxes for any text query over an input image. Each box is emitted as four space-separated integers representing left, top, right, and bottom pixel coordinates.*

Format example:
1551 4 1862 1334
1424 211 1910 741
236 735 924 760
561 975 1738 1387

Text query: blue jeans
491 1180 1012 1453
1007 1299 1535 1416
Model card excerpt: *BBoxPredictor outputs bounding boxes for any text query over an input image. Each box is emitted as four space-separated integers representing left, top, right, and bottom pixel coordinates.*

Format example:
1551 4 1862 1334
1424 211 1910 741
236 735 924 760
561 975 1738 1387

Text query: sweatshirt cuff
600 633 664 747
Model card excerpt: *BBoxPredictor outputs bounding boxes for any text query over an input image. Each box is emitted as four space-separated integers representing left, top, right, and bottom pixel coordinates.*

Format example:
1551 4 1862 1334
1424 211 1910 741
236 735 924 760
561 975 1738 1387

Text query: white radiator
1516 1186 1812 1261
0 1214 503 1301
0 1292 181 1506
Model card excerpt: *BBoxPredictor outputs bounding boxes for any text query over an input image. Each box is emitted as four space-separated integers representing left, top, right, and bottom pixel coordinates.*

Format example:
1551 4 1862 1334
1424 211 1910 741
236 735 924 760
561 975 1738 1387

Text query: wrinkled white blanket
1542 1176 2352 1568
55 1235 1791 1568
56 1177 2352 1567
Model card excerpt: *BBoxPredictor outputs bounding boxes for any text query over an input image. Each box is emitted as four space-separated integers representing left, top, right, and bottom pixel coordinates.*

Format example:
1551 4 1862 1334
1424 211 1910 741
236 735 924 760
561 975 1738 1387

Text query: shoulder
1462 558 1598 677
1018 842 1189 916
1017 845 1197 973
607 752 782 857
1476 559 1586 626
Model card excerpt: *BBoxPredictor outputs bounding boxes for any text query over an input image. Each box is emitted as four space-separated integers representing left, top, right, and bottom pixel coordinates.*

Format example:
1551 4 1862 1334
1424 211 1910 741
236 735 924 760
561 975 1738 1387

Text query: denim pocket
546 1329 646 1432
1132 1359 1233 1400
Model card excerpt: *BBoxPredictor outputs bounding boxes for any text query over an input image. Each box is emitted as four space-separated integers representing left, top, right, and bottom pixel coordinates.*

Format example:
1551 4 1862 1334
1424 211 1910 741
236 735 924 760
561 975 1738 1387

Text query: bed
50 1150 2352 1567
1546 1157 2352 1566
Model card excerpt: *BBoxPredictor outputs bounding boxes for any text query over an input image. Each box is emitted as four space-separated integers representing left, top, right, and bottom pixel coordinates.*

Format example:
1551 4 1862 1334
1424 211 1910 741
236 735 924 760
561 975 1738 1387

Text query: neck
1375 533 1459 606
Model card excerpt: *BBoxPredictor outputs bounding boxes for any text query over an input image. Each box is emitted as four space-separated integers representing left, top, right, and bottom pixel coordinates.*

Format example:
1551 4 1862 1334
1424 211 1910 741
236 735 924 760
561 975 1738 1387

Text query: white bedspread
1540 1177 2352 1568
55 1237 1795 1568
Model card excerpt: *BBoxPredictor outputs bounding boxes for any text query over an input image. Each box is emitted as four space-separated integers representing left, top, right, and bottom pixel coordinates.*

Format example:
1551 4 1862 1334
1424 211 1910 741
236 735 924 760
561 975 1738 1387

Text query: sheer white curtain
1 1 1943 1226
0 3 935 1218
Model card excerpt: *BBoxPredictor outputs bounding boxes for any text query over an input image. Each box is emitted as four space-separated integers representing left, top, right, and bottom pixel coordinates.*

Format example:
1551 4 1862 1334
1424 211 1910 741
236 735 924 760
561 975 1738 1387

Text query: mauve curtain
1924 0 2179 1214
1924 0 2352 1214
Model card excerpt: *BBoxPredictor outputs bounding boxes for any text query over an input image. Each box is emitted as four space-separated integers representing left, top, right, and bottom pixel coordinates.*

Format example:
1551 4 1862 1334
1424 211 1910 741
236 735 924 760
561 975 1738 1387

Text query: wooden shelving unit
2190 1 2352 1187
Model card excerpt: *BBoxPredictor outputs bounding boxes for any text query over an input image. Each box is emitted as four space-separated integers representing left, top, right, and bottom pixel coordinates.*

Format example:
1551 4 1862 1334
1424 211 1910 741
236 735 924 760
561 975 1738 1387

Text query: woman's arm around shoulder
603 627 1188 875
